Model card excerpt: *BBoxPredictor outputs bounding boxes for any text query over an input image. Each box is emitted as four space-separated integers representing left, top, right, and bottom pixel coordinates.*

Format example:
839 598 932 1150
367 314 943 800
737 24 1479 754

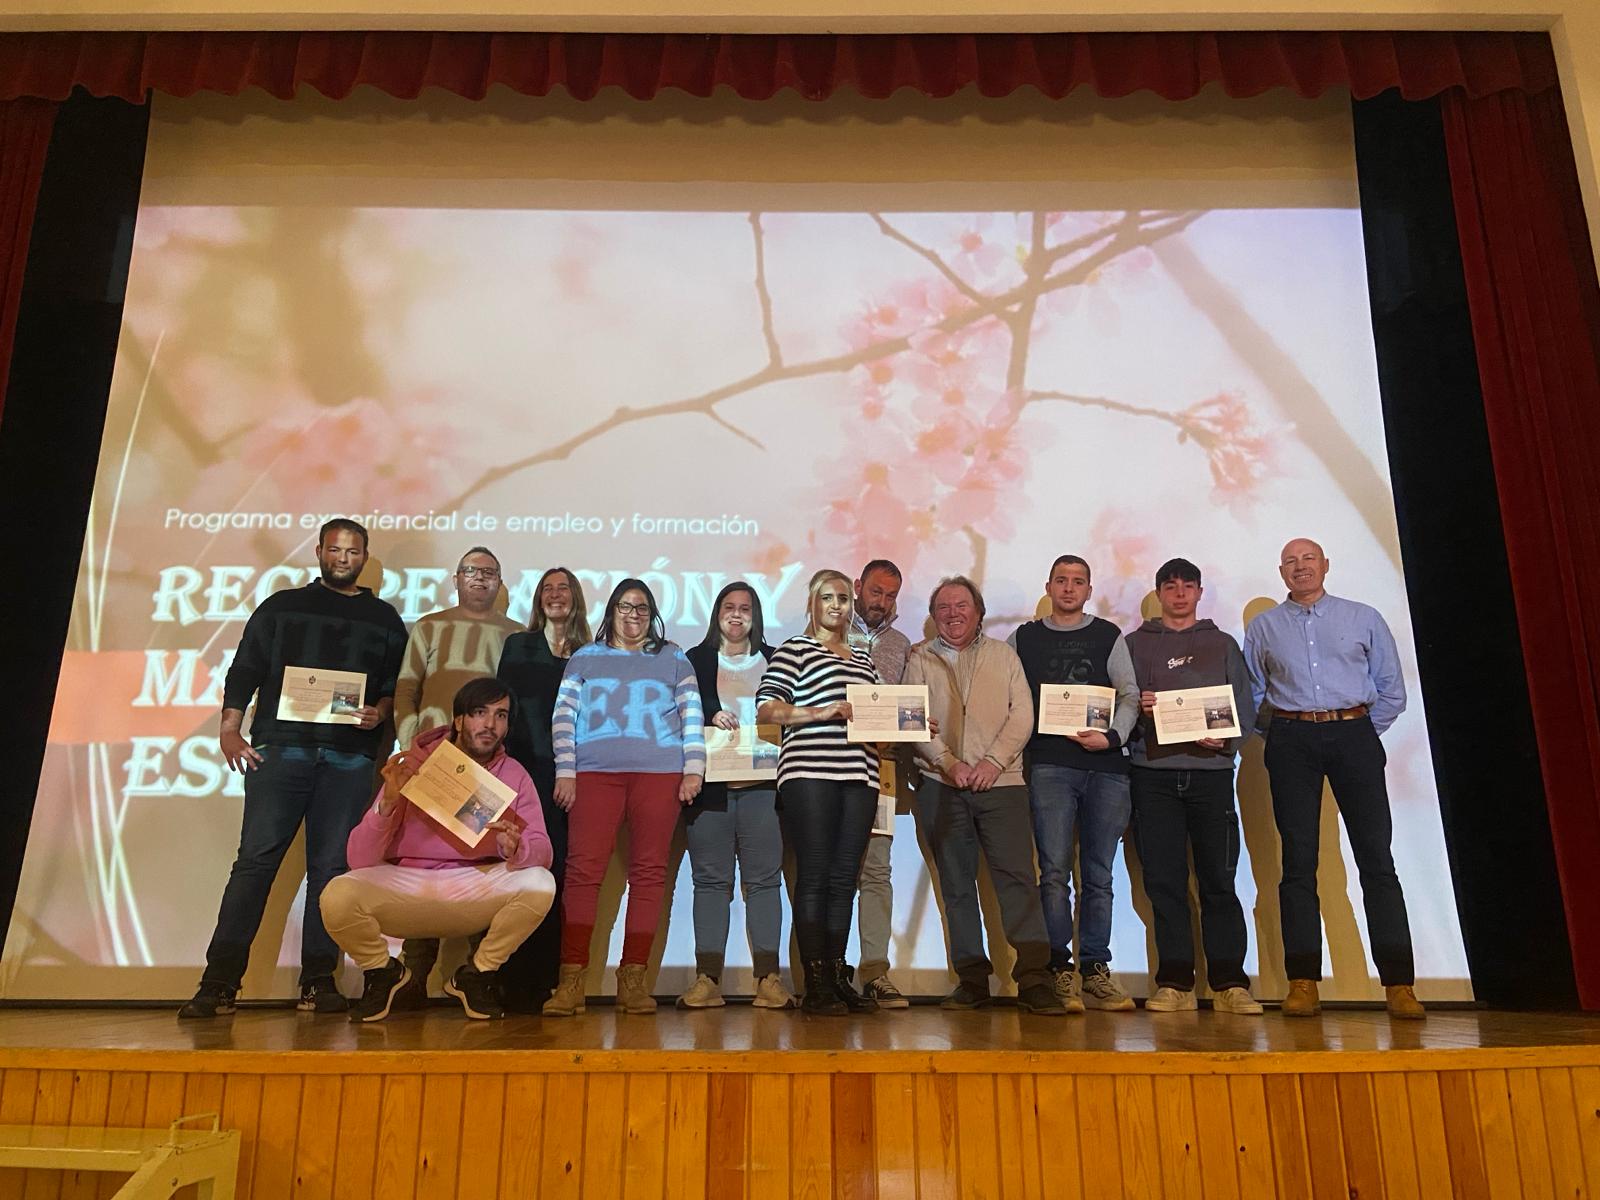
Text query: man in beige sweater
903 577 1065 1015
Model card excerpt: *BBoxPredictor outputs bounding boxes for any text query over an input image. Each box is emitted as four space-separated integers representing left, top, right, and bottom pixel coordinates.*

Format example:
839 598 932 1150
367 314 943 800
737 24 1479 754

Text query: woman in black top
494 566 591 1009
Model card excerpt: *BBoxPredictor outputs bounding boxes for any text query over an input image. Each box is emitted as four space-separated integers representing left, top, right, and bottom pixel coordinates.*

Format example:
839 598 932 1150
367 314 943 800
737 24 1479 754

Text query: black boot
833 958 879 1013
801 960 847 1015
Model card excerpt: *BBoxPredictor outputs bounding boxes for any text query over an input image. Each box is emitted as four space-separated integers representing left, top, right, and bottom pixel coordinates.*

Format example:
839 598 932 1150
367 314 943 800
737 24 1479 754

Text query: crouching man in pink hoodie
321 676 556 1021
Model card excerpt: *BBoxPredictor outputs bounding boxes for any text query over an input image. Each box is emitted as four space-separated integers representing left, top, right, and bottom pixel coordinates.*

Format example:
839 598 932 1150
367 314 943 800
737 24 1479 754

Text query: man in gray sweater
904 576 1065 1015
1124 558 1263 1014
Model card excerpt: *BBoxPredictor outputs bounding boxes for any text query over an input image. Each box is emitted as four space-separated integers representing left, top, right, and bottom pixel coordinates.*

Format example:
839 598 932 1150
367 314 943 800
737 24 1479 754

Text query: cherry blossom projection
0 200 1471 1001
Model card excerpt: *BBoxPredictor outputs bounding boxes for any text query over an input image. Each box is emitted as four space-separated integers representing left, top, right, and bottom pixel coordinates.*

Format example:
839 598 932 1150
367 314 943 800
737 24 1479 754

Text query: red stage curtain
0 30 1558 104
1443 87 1600 1008
0 96 55 424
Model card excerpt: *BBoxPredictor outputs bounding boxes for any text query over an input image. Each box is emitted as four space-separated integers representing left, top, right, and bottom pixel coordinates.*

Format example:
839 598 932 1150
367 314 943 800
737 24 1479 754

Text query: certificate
276 665 365 725
846 684 931 743
400 737 517 848
1037 683 1116 736
1152 685 1242 745
704 722 781 783
872 793 895 837
871 752 908 838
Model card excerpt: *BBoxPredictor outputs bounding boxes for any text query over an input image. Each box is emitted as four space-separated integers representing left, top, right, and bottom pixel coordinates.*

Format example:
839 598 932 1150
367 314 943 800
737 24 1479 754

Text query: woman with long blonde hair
756 569 883 1015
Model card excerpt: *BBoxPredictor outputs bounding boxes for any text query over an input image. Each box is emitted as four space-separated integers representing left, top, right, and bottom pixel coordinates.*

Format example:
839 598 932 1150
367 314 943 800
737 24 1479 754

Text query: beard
320 561 361 587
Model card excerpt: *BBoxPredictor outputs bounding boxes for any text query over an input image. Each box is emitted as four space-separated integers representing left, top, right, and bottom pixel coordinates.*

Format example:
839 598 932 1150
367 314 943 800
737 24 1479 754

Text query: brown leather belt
1275 705 1368 723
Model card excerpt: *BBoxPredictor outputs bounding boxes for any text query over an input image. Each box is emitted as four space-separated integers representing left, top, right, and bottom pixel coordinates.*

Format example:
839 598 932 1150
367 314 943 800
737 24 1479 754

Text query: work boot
833 958 879 1013
615 964 658 1014
1386 985 1426 1020
1281 979 1321 1017
542 963 587 1017
801 961 847 1015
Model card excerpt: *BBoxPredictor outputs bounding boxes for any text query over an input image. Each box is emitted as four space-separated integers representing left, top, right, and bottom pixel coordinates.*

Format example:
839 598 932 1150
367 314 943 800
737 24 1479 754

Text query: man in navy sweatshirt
1125 558 1262 1014
180 518 409 1019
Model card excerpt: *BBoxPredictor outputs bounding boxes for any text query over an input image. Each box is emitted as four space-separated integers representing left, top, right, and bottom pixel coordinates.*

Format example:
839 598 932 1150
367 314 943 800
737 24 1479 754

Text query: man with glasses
391 546 523 1002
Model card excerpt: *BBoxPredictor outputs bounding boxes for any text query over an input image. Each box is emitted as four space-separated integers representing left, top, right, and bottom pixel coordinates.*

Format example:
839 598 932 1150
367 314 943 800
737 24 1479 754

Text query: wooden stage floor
0 1006 1597 1199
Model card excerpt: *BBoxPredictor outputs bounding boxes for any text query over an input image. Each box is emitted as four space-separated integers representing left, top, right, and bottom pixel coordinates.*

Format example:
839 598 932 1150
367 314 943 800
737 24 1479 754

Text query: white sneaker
675 973 725 1009
1211 987 1264 1015
752 973 796 1010
1080 962 1136 1012
1144 986 1198 1012
1052 968 1086 1014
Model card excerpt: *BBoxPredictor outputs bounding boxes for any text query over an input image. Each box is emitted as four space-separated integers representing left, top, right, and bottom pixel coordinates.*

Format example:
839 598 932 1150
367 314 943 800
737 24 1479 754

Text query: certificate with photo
704 722 781 783
400 737 517 847
276 665 366 725
1152 685 1242 745
872 793 896 837
1037 683 1116 736
846 684 931 743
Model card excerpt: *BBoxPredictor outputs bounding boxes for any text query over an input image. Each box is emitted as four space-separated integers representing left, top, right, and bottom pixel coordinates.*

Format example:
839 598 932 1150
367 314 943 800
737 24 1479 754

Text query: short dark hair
858 559 902 584
1049 555 1091 582
318 518 369 550
456 546 500 572
929 575 986 619
699 581 767 652
452 676 514 720
1155 558 1203 588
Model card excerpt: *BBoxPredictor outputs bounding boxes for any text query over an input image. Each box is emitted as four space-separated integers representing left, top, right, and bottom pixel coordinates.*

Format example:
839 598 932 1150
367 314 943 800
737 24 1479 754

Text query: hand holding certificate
1152 685 1242 745
400 737 517 848
1037 684 1116 736
277 665 366 725
704 722 782 783
846 684 931 743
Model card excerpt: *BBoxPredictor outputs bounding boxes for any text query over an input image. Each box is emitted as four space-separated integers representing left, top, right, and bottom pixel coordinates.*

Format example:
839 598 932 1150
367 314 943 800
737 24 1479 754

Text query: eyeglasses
614 601 650 616
459 566 501 580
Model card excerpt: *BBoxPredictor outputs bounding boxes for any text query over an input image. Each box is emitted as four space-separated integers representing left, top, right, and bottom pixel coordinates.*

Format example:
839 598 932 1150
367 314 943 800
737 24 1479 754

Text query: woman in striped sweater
542 578 705 1017
756 569 882 1015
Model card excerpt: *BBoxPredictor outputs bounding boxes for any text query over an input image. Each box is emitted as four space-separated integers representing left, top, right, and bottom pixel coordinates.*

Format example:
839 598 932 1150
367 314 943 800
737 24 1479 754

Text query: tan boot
1386 985 1426 1020
1281 979 1321 1017
615 964 658 1015
542 964 587 1017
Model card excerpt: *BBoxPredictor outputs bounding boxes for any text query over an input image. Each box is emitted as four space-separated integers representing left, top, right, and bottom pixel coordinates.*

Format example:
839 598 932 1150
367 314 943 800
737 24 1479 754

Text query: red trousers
559 771 682 966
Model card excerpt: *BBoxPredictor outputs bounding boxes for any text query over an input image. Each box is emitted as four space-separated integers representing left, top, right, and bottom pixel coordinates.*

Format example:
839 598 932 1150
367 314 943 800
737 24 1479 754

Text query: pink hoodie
346 724 553 872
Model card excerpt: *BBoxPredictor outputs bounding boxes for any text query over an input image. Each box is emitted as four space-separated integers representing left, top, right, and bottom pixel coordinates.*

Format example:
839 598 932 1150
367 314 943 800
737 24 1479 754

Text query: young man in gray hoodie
1124 558 1263 1014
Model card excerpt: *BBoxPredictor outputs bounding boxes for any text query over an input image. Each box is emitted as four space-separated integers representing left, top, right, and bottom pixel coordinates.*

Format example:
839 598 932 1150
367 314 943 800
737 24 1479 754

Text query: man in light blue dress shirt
1243 538 1424 1020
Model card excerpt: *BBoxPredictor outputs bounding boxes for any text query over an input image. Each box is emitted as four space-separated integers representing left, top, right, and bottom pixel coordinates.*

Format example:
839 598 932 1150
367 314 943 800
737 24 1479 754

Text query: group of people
178 517 1425 1023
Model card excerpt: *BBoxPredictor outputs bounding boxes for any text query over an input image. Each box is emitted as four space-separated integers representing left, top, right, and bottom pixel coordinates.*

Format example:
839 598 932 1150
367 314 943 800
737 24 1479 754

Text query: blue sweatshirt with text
552 642 706 778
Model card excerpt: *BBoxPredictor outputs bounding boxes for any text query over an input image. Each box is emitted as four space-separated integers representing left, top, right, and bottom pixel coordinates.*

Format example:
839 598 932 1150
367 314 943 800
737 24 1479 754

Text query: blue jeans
1026 763 1132 970
202 744 376 987
684 786 784 979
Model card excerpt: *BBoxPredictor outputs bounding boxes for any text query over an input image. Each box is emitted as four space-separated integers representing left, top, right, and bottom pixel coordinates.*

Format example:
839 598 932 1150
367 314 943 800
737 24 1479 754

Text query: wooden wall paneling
624 1072 670 1200
832 1073 876 1200
788 1075 830 1200
1369 1072 1421 1200
912 1075 958 1200
1333 1074 1384 1200
1030 1076 1082 1200
748 1075 791 1200
1572 1067 1600 1200
869 1075 915 1200
1534 1068 1588 1200
954 1074 998 1200
1262 1074 1312 1197
0 1068 38 1200
332 1074 382 1200
497 1074 546 1200
292 1073 342 1200
1075 1075 1123 1199
540 1074 587 1200
23 1067 75 1200
59 1070 109 1200
217 1074 261 1200
1507 1068 1557 1200
1437 1071 1491 1200
1152 1074 1202 1200
705 1073 747 1200
1402 1073 1457 1200
1472 1070 1524 1200
1189 1076 1239 1200
665 1073 709 1200
1297 1074 1350 1200
992 1073 1041 1200
1114 1075 1161 1200
455 1074 505 1200
97 1072 149 1200
1223 1076 1274 1200
581 1074 626 1200
373 1075 423 1200
252 1074 304 1200
416 1073 464 1199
